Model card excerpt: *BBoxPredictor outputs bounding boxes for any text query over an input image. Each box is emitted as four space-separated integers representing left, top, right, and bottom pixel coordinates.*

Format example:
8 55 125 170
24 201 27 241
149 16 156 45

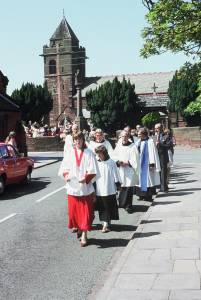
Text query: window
0 145 10 159
49 60 56 74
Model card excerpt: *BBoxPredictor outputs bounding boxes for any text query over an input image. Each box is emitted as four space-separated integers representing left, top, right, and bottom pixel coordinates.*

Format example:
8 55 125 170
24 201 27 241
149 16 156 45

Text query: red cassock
68 194 94 231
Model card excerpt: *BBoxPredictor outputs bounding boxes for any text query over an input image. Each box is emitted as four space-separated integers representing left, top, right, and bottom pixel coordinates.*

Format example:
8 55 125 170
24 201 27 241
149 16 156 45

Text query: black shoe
125 206 133 214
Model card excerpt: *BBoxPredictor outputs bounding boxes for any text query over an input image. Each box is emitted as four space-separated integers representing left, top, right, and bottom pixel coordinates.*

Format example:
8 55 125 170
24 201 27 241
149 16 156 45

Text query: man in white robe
113 130 139 213
135 127 161 201
88 128 114 158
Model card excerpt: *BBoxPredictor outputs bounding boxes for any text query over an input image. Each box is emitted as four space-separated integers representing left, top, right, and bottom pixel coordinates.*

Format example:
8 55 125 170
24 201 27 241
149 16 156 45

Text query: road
0 161 151 300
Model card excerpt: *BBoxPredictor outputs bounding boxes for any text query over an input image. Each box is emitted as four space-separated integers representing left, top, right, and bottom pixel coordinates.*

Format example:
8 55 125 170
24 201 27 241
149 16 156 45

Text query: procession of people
58 122 175 247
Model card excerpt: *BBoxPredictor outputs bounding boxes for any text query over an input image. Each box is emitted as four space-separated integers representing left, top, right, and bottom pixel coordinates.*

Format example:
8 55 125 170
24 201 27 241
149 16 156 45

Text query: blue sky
1 0 193 94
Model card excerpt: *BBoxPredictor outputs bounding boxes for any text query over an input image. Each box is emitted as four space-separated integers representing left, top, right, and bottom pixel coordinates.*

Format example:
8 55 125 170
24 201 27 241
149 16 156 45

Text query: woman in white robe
94 145 121 233
134 127 161 201
59 132 100 247
113 130 139 213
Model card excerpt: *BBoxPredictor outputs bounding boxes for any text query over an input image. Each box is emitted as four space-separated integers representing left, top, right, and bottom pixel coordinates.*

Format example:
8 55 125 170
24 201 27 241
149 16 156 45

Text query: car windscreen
0 145 11 158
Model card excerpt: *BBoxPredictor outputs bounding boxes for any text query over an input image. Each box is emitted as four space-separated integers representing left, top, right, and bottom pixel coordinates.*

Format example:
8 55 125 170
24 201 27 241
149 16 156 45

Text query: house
0 71 21 140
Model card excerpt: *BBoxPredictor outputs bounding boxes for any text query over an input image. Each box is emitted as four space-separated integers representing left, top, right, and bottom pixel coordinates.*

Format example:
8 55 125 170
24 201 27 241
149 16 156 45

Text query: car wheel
23 169 32 184
0 176 5 194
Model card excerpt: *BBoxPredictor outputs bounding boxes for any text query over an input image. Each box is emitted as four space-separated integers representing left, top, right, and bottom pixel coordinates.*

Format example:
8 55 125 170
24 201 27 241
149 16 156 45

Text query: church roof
0 93 20 112
50 17 79 42
82 71 174 108
83 71 174 95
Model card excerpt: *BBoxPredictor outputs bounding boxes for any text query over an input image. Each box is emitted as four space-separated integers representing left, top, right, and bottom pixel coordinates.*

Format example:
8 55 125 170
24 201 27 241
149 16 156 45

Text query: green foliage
168 62 201 113
86 77 140 133
183 76 201 126
11 82 53 123
141 0 201 58
141 112 160 129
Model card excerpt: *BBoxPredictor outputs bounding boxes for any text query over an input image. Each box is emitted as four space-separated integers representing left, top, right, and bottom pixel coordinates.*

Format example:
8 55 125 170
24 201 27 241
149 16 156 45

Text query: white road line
0 213 17 224
36 186 65 203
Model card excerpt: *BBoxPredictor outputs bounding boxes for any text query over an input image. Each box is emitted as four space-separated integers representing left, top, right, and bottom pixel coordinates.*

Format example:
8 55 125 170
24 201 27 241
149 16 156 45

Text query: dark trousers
160 161 168 192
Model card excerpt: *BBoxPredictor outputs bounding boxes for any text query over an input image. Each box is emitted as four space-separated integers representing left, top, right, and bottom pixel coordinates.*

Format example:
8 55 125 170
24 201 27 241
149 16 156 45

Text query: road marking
0 213 17 224
36 186 65 203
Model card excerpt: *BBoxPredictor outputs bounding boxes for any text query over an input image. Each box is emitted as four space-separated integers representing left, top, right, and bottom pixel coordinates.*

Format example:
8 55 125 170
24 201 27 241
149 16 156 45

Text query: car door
0 145 16 184
7 145 27 179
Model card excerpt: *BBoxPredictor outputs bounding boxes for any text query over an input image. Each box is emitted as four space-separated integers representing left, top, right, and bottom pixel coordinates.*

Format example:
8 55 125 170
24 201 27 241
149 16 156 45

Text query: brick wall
173 127 201 148
27 136 64 152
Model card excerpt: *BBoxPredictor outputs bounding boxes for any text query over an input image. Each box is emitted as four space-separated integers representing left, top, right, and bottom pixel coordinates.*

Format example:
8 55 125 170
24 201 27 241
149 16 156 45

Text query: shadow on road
152 201 181 206
92 224 137 232
157 191 193 198
0 177 51 200
88 238 130 248
132 231 160 239
140 219 162 224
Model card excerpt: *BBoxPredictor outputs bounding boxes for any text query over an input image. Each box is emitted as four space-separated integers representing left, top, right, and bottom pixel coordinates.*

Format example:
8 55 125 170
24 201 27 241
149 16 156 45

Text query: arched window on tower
49 60 56 74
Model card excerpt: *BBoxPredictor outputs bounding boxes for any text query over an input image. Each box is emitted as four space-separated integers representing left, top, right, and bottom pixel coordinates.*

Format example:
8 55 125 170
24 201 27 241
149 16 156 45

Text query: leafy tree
183 77 201 126
141 0 201 58
86 77 140 133
12 82 53 124
141 111 160 129
168 62 201 113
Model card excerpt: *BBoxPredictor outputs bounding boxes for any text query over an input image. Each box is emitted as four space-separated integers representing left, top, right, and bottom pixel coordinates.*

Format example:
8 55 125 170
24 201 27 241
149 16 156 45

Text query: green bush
183 99 201 126
141 112 160 129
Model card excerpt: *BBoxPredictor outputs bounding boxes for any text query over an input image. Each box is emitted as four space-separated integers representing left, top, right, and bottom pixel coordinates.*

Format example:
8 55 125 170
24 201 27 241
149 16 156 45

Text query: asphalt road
0 161 151 300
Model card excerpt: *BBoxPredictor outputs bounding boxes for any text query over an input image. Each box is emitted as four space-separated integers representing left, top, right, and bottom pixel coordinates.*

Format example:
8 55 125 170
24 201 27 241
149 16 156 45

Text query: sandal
77 230 82 239
101 227 110 233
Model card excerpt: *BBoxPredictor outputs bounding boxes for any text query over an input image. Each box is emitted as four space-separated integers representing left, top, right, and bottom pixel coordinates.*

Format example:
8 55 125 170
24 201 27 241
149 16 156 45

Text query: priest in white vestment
113 130 139 213
134 127 161 201
88 128 114 158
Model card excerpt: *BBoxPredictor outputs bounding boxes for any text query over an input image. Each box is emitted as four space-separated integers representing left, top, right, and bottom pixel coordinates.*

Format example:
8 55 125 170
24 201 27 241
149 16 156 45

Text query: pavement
95 157 201 299
28 151 63 169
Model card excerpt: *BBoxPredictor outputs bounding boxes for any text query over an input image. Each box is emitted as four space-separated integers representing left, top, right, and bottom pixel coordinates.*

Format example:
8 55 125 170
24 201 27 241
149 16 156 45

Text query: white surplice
88 140 114 158
113 142 139 187
96 158 121 197
136 138 161 188
58 147 100 196
63 134 74 157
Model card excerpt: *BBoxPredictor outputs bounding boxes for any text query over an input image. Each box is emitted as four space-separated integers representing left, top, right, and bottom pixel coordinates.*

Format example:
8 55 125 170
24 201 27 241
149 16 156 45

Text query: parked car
0 143 34 194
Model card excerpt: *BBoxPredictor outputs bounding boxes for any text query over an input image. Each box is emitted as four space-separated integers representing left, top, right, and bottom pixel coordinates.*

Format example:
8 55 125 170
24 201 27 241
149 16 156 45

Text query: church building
41 16 86 125
42 17 174 126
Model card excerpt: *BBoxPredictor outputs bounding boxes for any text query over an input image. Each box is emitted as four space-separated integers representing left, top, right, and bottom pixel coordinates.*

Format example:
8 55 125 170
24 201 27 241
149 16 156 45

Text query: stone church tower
41 16 86 125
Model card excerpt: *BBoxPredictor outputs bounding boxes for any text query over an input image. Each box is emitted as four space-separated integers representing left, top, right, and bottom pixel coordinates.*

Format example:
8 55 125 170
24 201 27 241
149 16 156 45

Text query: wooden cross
151 82 158 93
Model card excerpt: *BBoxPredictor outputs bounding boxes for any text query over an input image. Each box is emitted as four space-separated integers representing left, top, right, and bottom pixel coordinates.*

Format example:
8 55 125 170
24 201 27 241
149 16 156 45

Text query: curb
34 159 60 170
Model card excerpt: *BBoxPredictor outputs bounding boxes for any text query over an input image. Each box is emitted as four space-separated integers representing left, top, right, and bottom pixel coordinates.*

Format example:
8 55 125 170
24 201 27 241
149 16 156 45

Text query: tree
86 77 140 134
183 76 201 126
141 111 160 129
141 0 201 58
168 62 201 113
12 82 53 124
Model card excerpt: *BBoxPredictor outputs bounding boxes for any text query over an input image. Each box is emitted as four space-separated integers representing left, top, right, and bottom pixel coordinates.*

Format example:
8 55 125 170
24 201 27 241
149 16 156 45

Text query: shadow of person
152 201 181 206
140 219 162 224
88 238 129 248
157 191 193 198
132 231 160 239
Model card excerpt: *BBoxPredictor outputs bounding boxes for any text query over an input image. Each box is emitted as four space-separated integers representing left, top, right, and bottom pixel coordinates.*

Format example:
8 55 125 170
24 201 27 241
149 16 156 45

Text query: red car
0 143 34 194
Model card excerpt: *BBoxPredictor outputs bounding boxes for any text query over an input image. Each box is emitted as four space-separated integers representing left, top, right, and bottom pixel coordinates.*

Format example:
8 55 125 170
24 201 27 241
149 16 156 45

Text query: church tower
41 16 86 125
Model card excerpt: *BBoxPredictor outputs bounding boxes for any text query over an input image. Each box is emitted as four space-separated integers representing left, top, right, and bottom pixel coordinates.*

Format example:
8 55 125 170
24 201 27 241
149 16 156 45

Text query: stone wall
173 127 201 148
27 136 64 152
